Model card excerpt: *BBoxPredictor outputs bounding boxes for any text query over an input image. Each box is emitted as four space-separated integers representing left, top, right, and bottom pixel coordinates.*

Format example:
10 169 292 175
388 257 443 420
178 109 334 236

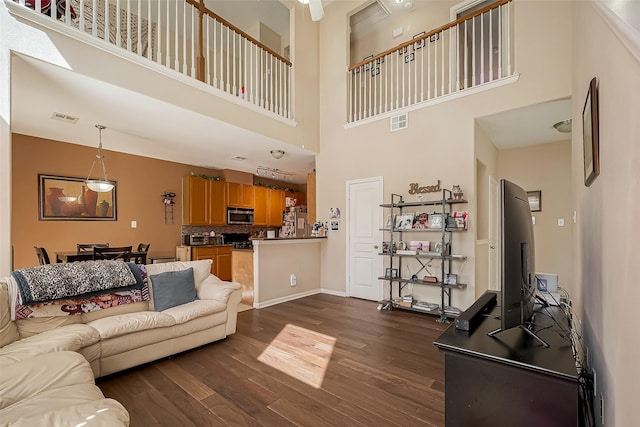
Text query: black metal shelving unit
379 189 468 323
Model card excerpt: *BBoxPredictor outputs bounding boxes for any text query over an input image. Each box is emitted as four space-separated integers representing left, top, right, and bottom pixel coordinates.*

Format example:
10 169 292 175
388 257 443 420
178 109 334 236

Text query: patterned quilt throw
12 261 141 305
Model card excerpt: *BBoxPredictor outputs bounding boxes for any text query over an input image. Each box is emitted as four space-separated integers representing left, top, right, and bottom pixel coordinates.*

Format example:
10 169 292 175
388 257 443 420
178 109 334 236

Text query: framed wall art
583 77 600 187
39 174 117 221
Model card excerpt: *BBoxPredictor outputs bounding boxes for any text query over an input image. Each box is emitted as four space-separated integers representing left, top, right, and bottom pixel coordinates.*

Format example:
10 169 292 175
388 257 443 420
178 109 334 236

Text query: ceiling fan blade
308 0 324 21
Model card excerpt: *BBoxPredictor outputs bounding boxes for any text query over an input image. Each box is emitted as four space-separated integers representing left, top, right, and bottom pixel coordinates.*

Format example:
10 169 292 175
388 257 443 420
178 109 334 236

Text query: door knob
374 245 379 249
490 245 495 249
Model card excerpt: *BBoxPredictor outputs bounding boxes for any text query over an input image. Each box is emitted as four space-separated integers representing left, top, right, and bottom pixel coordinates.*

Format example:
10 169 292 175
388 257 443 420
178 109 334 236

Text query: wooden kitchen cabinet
190 245 233 281
268 189 285 226
226 182 254 208
182 176 226 225
253 186 269 226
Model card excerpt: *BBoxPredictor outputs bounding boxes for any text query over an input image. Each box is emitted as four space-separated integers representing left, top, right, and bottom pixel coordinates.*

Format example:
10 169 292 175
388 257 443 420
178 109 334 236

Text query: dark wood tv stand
433 292 579 427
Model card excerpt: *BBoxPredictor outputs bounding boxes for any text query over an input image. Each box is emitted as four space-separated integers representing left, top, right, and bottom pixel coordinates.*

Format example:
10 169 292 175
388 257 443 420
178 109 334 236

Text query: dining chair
34 246 51 265
93 246 132 262
77 243 109 253
133 243 151 264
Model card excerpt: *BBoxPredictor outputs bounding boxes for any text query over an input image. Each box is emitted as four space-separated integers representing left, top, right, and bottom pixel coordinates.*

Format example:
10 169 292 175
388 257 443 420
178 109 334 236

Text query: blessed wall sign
408 180 441 194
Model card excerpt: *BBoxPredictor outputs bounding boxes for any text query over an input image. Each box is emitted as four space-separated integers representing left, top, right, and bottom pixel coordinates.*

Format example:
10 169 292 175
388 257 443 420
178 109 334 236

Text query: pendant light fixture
85 124 115 192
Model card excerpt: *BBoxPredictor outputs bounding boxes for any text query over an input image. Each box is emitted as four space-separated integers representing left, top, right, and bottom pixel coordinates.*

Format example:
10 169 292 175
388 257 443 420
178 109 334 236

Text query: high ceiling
10 0 574 183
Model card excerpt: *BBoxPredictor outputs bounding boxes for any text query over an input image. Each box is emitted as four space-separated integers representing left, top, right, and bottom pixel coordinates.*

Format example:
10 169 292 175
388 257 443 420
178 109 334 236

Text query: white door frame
346 176 384 300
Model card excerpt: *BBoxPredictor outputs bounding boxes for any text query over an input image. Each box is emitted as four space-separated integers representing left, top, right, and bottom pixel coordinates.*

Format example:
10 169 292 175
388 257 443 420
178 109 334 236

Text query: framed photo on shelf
385 268 399 279
444 273 458 285
385 214 396 229
428 213 444 229
395 213 415 230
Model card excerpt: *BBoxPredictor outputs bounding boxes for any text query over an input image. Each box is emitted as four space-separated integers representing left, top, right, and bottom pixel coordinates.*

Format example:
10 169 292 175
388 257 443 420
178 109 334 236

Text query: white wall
572 2 640 425
317 0 573 310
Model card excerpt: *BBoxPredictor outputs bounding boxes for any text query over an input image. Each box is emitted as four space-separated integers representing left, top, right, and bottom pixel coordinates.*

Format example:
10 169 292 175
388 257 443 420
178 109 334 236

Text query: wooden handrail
185 0 292 67
348 0 511 71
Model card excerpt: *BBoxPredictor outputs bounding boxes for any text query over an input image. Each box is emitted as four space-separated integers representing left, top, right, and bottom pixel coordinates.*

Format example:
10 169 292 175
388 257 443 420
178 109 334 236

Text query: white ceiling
476 98 573 150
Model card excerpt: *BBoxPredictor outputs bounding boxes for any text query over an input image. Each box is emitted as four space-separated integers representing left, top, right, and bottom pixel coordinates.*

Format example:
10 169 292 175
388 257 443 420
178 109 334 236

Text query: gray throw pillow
149 267 197 311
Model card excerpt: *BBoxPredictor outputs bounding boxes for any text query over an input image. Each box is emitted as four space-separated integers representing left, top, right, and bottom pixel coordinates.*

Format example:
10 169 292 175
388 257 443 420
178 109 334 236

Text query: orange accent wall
11 134 219 269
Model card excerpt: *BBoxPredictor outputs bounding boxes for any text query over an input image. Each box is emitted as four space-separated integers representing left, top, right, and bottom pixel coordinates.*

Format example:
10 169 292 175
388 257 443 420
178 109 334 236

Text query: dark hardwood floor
97 294 448 426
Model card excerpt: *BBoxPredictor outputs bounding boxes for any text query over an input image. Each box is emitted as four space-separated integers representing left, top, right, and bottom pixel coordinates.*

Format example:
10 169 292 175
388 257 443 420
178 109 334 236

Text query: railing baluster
441 31 445 96
464 20 468 90
448 28 453 94
205 16 210 84
498 4 503 78
190 5 195 77
156 0 161 63
480 12 484 84
489 9 493 81
507 1 512 75
472 17 476 86
136 0 141 55
147 1 151 59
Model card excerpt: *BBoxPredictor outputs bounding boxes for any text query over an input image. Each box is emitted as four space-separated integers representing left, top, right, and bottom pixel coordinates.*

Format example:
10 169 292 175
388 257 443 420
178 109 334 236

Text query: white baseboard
253 288 349 309
253 289 321 309
321 288 348 297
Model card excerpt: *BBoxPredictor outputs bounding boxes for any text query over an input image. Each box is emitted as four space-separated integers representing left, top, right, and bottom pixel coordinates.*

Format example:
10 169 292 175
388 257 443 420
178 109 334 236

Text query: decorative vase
99 200 110 217
47 187 64 215
84 189 98 216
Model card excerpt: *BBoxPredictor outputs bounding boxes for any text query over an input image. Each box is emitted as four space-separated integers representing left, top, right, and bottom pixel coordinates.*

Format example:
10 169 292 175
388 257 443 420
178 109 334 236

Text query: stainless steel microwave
227 207 254 225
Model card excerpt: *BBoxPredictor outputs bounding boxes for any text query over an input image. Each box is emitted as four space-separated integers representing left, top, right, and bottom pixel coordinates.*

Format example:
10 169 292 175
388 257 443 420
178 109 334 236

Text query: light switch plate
131 220 137 228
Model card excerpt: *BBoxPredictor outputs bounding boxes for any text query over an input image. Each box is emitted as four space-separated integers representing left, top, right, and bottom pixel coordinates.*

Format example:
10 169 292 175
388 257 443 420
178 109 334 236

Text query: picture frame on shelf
444 273 458 285
409 241 430 252
395 213 415 230
583 77 600 187
428 213 444 229
385 268 399 279
385 214 396 229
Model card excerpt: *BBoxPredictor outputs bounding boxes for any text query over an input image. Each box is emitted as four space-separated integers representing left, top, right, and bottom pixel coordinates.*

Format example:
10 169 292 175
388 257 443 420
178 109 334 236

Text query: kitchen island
251 237 326 308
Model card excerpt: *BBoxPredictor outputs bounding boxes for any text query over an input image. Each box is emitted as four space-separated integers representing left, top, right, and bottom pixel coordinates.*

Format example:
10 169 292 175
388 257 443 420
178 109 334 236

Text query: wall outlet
557 218 565 227
290 274 297 287
131 220 137 228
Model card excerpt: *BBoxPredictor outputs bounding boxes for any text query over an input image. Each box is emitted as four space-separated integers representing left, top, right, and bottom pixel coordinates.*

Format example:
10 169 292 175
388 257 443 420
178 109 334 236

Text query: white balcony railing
12 0 292 120
348 0 514 124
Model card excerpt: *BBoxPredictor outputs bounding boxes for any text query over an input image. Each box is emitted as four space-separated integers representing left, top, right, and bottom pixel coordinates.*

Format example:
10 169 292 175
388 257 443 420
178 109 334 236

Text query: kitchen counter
251 236 327 242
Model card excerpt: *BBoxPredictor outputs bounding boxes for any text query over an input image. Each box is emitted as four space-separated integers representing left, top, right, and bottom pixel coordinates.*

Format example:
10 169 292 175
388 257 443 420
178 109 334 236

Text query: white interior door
347 177 383 301
488 175 499 290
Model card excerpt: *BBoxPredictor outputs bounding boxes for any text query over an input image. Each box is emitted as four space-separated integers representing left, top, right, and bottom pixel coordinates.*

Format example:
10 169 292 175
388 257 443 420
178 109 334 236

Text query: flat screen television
488 179 548 347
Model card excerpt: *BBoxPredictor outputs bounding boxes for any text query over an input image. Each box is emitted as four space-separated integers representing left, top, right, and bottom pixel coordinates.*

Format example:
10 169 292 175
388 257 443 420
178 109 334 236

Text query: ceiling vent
51 112 79 124
390 113 408 132
232 156 248 161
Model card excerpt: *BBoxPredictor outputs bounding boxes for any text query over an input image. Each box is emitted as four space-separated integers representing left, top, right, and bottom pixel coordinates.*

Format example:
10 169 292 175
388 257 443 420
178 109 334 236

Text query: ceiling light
553 119 572 133
298 0 309 4
85 125 115 193
395 0 405 3
270 149 285 159
256 166 293 181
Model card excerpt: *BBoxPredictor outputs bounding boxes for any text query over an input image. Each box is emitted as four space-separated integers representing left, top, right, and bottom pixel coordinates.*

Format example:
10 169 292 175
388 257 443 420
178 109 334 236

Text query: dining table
55 250 148 264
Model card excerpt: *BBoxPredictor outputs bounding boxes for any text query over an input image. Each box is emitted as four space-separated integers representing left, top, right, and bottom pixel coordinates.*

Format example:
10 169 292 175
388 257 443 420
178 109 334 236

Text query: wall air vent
390 113 408 132
51 112 79 124
232 156 248 161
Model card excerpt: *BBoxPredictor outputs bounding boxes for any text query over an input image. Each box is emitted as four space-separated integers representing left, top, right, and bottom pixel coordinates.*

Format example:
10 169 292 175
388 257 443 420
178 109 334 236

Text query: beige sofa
0 260 241 426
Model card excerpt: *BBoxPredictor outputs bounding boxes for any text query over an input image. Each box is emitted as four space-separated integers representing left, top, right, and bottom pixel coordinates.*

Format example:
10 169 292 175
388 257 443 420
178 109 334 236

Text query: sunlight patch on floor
257 324 336 389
